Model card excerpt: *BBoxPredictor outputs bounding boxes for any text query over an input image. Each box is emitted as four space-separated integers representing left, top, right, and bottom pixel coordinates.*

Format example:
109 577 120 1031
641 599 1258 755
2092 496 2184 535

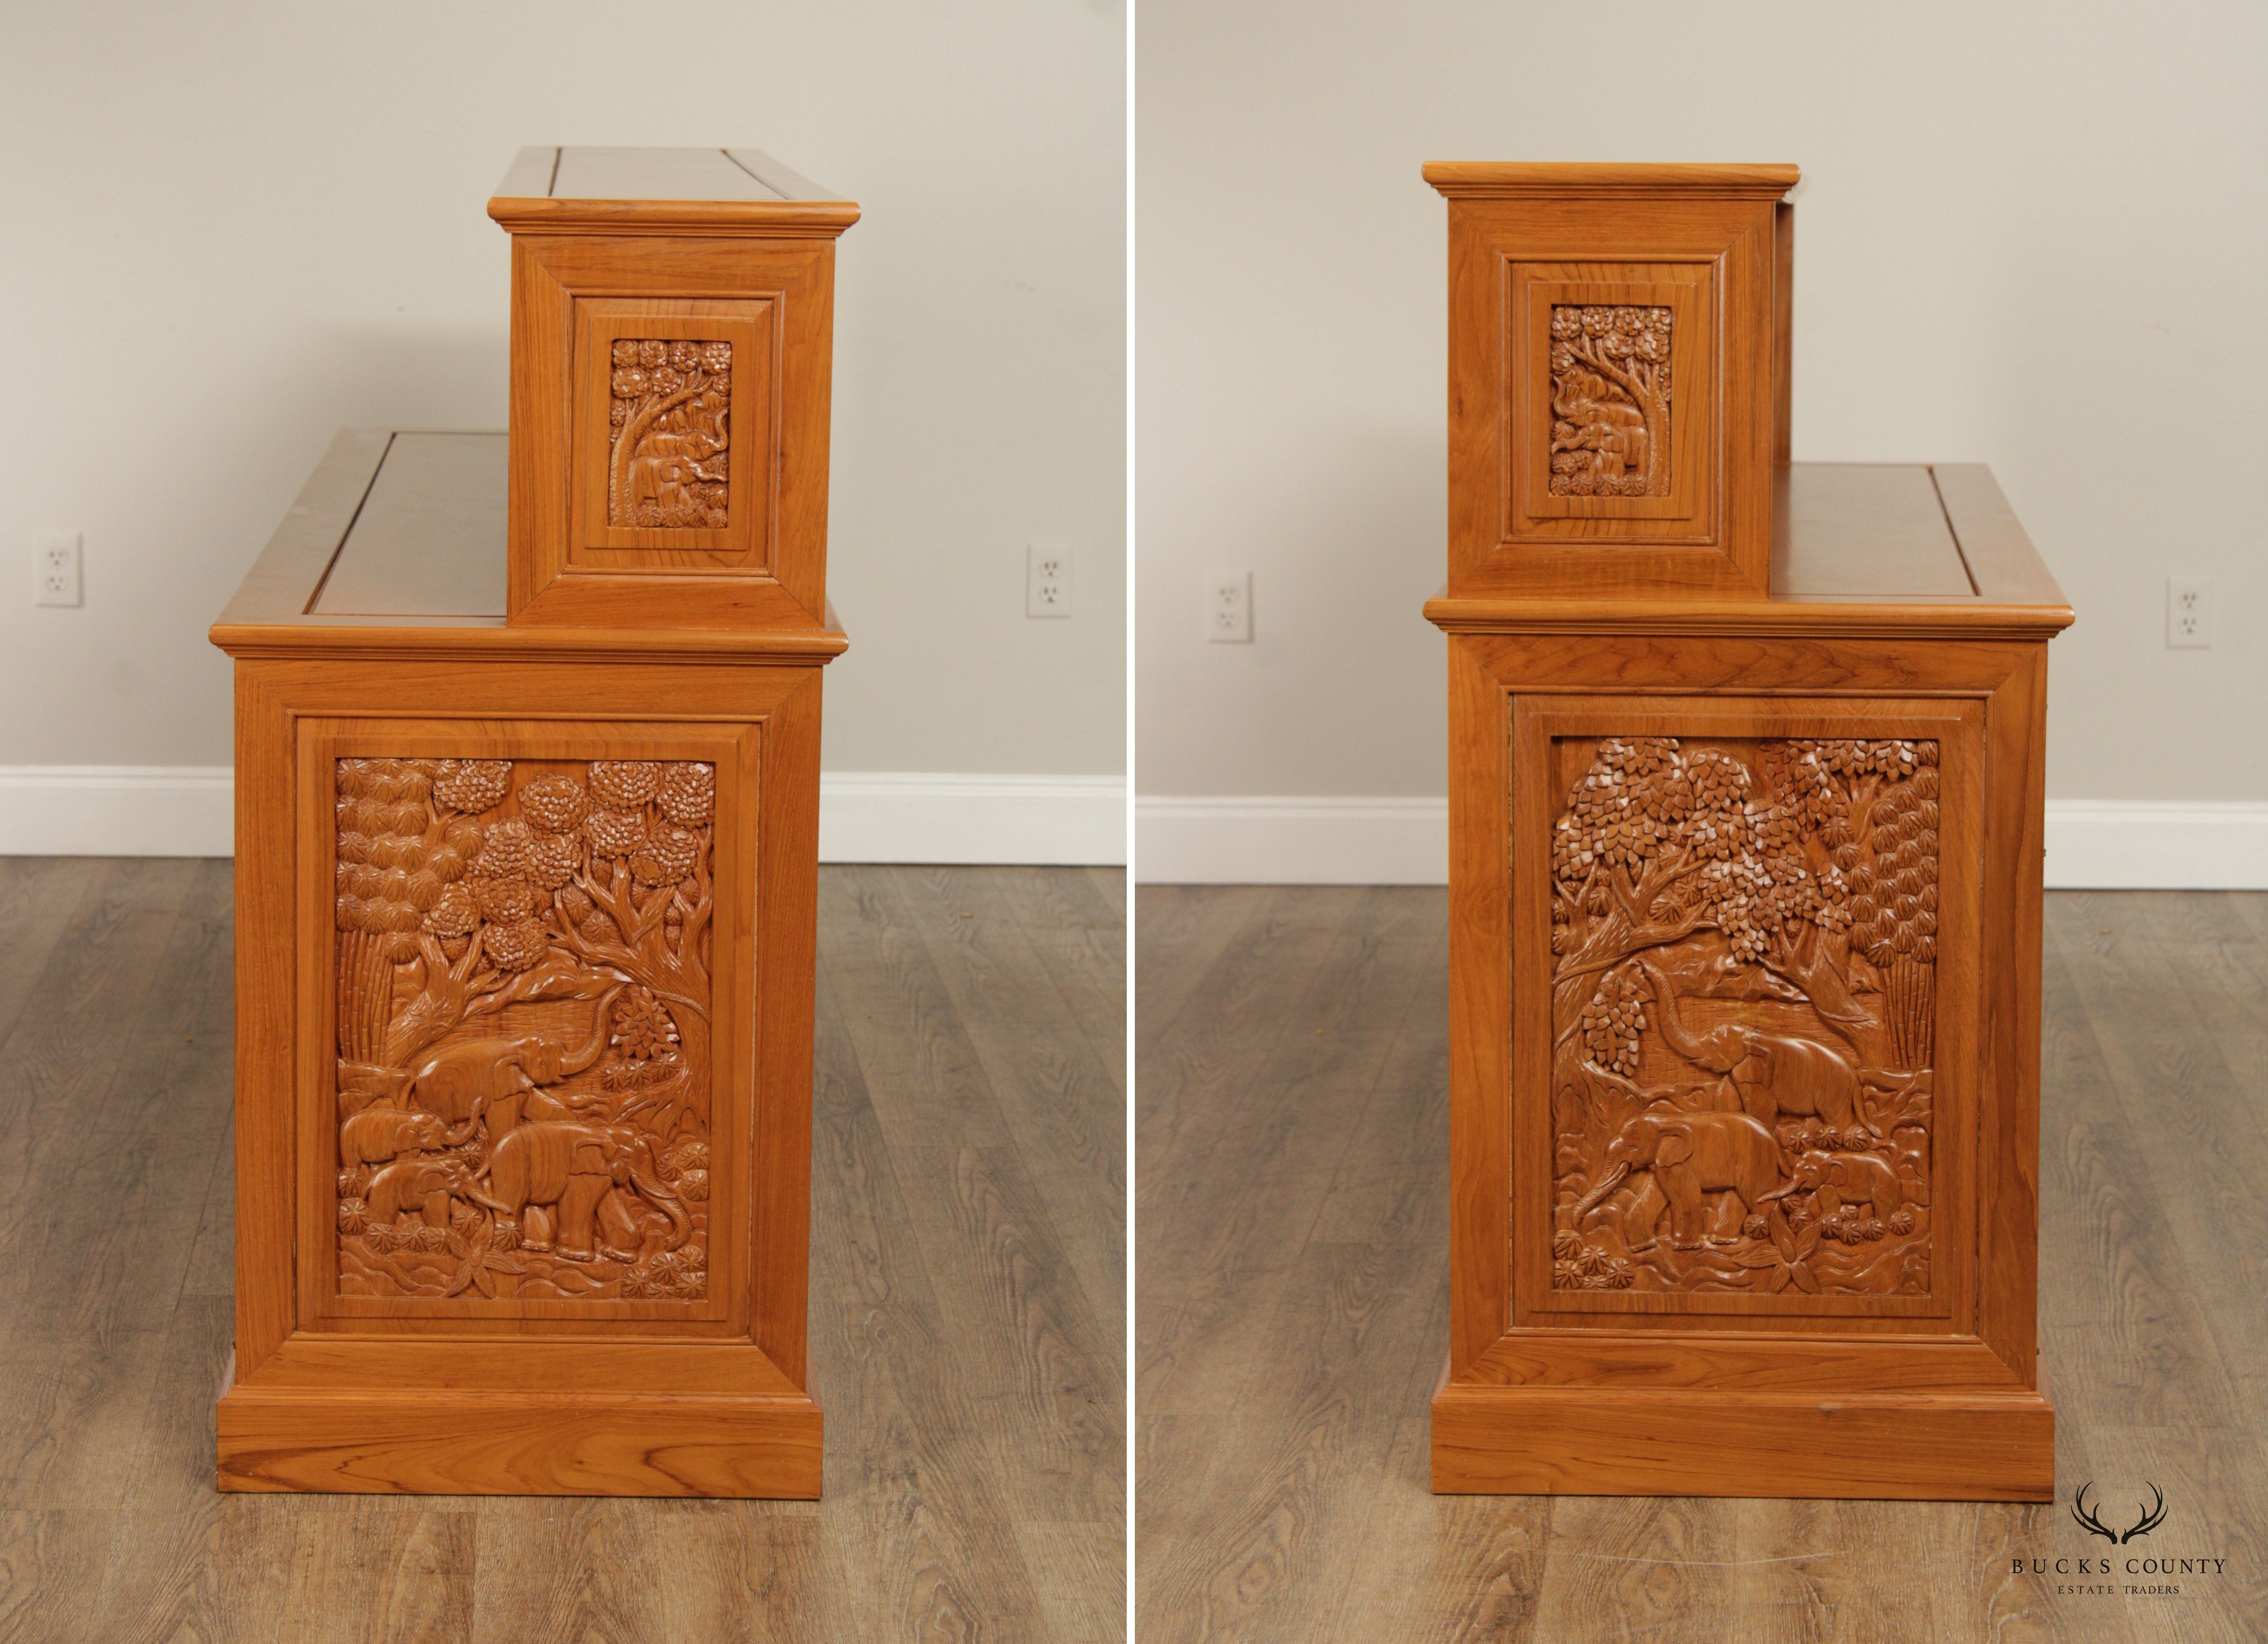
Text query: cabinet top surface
488 146 858 236
209 429 845 661
1427 462 2071 636
1424 161 1800 199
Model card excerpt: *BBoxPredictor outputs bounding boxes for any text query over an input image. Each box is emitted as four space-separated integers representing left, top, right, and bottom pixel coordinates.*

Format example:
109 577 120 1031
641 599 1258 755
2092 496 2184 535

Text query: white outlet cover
1207 568 1251 643
34 532 82 608
2166 577 2210 648
1027 545 1071 618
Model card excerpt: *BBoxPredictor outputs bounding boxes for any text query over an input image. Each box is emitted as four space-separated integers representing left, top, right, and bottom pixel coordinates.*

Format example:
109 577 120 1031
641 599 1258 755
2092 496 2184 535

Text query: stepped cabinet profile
1422 164 2072 1500
209 149 855 1497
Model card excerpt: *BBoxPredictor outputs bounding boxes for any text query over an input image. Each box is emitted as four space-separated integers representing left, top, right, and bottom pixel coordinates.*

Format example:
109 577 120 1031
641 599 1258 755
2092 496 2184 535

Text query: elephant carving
1572 1107 1785 1252
403 986 622 1144
1639 959 1875 1138
338 1103 446 1169
1764 1149 1926 1222
364 1155 482 1229
478 1120 691 1263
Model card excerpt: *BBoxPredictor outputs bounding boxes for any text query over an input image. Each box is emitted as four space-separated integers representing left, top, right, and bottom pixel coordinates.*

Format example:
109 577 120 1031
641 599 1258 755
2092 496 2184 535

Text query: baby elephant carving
364 1155 482 1229
1762 1149 1926 1222
480 1121 691 1264
339 1103 446 1169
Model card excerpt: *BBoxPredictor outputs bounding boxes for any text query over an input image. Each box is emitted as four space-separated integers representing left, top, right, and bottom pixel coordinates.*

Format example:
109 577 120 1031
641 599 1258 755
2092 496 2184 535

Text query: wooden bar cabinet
1423 164 2073 1499
209 148 855 1497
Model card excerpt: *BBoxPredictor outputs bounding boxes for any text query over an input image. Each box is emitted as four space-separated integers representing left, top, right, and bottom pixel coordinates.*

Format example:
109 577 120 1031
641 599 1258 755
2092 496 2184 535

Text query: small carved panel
1546 736 1938 1298
1548 305 1672 497
607 339 732 528
334 757 717 1304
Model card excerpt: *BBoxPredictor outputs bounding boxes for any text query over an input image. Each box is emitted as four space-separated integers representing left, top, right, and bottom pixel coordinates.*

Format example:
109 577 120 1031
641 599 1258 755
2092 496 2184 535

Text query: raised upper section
488 146 859 238
1428 160 1799 601
493 148 855 629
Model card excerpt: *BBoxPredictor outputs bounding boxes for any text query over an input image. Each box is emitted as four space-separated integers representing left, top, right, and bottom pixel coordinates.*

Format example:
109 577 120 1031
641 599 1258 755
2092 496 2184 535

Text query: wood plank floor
0 860 1125 1644
1135 886 2268 1644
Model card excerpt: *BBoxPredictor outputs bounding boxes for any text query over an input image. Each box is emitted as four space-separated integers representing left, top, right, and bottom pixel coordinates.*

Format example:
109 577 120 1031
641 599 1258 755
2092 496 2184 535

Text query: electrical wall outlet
34 533 81 607
1027 546 1071 618
1207 568 1251 642
2167 578 2210 648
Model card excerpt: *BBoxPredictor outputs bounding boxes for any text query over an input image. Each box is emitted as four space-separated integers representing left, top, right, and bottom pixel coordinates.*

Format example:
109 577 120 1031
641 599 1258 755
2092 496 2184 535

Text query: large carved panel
1544 735 1937 1299
332 756 716 1306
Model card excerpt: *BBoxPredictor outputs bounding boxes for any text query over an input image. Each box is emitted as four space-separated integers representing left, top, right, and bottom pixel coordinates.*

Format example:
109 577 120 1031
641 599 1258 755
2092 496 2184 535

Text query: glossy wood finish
0 860 1125 1635
211 430 843 1496
1426 462 2070 1499
1137 885 2268 1640
491 148 857 629
1427 162 1797 599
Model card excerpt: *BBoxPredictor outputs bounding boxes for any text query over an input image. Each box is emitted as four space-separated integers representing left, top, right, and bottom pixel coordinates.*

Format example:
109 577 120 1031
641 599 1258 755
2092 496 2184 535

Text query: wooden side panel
1442 192 1785 599
224 654 827 1496
506 235 836 630
1435 629 2056 1496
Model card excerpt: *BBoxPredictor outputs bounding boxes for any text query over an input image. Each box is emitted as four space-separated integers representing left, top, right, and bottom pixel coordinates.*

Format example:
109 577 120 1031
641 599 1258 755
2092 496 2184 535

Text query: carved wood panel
1548 305 1672 498
333 757 716 1305
1546 735 1937 1298
607 339 733 528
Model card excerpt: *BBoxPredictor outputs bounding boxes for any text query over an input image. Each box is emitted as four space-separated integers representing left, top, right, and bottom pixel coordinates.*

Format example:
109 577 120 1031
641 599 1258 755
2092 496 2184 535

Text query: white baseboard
0 767 236 857
817 772 1125 865
1135 794 2268 890
0 767 1127 866
1134 796 1450 885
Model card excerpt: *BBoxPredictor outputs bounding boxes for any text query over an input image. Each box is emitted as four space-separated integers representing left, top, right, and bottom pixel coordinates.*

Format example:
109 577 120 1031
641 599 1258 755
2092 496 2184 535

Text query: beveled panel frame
507 234 837 629
228 652 825 1384
570 299 777 566
1513 267 1712 535
1442 191 1785 599
1440 628 2052 1400
1509 695 1982 1324
297 719 753 1332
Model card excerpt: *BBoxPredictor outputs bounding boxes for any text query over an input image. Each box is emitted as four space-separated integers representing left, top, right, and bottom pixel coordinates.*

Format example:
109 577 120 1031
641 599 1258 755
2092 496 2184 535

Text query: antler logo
2072 1481 2168 1544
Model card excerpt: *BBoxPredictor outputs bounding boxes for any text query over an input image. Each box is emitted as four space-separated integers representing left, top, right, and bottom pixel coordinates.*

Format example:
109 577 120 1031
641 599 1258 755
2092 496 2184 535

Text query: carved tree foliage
1548 304 1672 497
1542 736 1939 1297
334 757 719 1304
608 338 732 528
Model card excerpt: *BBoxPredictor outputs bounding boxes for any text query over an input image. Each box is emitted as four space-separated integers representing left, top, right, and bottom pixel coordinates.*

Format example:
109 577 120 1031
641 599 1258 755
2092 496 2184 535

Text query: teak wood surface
1428 162 1798 600
0 859 1125 1639
488 147 857 630
1423 462 2072 1501
209 430 846 1496
1136 885 2268 1642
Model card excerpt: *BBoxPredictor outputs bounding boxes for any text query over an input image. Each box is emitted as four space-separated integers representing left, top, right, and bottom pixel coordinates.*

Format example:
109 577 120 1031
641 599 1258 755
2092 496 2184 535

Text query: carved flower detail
657 761 715 827
586 807 648 859
433 760 511 814
424 883 480 938
632 824 703 887
611 986 679 1062
482 917 549 973
701 341 732 375
338 1197 368 1236
474 876 538 923
471 819 534 880
518 773 590 835
525 831 582 892
589 761 663 808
